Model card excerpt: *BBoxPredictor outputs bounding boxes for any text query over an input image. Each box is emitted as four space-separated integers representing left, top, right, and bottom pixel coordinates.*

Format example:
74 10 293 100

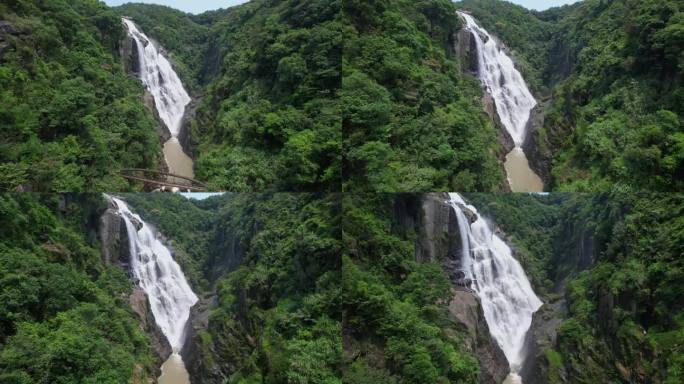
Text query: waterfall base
505 148 543 192
158 353 190 384
164 137 194 179
503 373 523 384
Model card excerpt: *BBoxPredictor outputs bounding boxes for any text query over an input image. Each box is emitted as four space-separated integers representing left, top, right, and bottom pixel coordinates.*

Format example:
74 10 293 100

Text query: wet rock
130 288 172 377
449 290 509 384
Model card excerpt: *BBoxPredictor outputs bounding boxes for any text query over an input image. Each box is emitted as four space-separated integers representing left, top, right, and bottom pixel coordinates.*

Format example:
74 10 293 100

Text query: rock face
177 98 198 158
523 100 553 190
119 32 141 76
130 288 173 371
181 296 221 381
520 298 568 384
99 205 132 267
454 27 479 75
98 202 172 379
449 291 510 384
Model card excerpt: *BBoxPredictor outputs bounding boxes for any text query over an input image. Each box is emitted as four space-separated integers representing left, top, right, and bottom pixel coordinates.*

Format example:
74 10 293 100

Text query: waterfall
111 197 198 352
122 18 191 137
457 12 536 146
447 193 542 379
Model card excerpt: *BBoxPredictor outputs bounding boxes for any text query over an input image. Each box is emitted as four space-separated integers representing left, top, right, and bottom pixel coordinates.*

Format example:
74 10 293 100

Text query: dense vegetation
552 194 684 383
463 193 684 383
115 0 343 192
342 0 505 192
340 192 684 383
0 0 162 192
0 194 157 383
342 194 480 382
460 0 684 191
124 193 342 383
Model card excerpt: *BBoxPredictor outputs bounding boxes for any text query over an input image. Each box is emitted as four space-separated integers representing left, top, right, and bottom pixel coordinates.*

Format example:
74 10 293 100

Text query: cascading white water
457 12 543 192
458 12 536 146
122 18 194 180
111 197 198 352
448 193 542 382
122 18 190 137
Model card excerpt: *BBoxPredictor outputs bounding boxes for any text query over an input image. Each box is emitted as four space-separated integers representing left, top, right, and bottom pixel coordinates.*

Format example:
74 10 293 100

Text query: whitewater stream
111 197 198 384
458 12 544 192
122 18 194 180
448 193 543 383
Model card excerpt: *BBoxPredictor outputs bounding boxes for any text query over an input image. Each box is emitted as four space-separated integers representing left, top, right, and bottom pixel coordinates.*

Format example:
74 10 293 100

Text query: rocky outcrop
453 26 479 75
520 298 568 384
522 100 553 190
177 98 198 158
119 30 140 76
130 288 173 375
181 295 219 381
0 20 21 60
449 290 510 384
99 204 132 267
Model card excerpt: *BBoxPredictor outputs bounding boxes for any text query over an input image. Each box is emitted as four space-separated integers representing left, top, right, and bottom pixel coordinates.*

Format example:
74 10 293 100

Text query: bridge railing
120 169 209 192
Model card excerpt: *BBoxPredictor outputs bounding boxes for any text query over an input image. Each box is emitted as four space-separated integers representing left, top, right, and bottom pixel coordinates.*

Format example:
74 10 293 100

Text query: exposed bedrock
449 291 510 384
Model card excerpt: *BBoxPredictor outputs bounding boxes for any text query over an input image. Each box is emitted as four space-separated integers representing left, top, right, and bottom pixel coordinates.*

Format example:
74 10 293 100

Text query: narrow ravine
122 18 194 180
111 197 198 384
448 193 543 383
457 12 544 193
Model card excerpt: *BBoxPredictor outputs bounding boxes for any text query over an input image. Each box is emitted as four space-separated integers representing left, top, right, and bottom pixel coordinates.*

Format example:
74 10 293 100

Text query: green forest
342 0 505 192
0 0 342 192
114 0 343 192
0 193 341 383
123 192 342 383
0 0 161 191
1 0 682 191
342 192 684 383
458 0 684 191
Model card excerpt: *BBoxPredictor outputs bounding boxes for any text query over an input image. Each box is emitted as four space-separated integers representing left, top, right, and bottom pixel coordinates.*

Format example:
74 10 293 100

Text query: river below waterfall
159 354 191 384
505 148 543 192
458 12 544 192
123 18 194 180
164 138 195 179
